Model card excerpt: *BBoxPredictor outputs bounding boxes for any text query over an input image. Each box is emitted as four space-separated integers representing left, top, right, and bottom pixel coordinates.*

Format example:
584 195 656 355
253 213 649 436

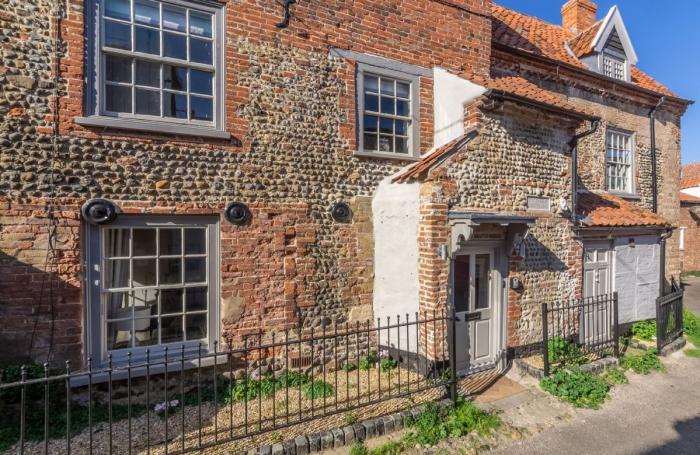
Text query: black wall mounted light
225 202 251 225
331 202 352 223
81 198 119 225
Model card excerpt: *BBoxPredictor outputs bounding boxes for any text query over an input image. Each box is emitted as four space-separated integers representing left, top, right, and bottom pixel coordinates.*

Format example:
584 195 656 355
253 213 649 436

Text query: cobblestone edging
628 337 686 356
239 399 454 455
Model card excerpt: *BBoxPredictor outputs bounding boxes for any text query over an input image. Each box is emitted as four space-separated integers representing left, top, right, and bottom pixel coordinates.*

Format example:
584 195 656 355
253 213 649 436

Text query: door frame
449 240 507 374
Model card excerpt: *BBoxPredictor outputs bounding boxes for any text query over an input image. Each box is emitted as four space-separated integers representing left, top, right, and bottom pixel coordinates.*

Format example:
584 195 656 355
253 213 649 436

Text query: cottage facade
0 0 690 373
680 164 700 273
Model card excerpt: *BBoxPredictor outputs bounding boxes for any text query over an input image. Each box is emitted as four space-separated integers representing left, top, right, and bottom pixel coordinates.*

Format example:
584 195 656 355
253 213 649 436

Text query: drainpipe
570 120 601 227
659 228 673 296
649 97 666 214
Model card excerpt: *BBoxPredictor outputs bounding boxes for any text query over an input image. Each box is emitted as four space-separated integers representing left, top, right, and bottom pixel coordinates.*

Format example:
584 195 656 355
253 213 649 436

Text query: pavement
682 275 700 315
489 348 700 455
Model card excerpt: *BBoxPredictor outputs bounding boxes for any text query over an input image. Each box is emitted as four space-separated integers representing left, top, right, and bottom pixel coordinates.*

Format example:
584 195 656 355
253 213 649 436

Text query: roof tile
680 192 700 204
492 3 676 97
681 163 700 189
393 130 477 183
577 191 670 228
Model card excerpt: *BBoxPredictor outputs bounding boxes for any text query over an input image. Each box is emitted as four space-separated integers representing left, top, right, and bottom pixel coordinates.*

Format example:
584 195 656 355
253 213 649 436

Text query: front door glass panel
474 253 490 310
453 255 470 313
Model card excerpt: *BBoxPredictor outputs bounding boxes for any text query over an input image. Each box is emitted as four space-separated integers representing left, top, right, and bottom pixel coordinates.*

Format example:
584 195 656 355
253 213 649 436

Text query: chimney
561 0 598 34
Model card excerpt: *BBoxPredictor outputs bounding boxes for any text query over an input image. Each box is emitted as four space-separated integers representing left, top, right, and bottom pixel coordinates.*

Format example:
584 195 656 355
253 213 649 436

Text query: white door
453 251 495 372
582 244 613 344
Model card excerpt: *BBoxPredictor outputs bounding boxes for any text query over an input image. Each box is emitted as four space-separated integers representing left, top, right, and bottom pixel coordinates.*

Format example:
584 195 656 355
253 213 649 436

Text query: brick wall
0 0 491 366
680 204 700 273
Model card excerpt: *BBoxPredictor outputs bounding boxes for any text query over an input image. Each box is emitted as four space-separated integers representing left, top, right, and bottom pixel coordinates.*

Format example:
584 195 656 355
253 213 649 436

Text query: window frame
355 63 421 160
81 0 228 138
605 128 636 196
600 50 628 82
84 215 220 367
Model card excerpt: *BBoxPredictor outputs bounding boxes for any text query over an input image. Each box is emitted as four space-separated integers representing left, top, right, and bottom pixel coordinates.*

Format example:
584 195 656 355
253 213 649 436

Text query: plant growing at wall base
630 320 657 341
302 379 334 400
359 352 378 370
380 357 398 372
547 336 580 364
540 368 610 409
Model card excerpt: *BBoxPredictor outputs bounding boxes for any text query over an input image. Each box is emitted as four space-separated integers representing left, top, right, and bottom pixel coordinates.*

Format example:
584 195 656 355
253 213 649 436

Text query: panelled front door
453 250 495 372
582 242 613 344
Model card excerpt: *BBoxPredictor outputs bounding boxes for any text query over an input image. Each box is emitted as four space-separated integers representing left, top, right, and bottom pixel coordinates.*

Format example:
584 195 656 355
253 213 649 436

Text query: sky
495 0 700 165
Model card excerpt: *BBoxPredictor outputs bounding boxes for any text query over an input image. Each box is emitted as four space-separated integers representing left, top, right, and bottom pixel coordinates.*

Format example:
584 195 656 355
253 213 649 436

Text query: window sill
75 116 231 140
69 353 229 387
354 150 420 162
607 191 641 201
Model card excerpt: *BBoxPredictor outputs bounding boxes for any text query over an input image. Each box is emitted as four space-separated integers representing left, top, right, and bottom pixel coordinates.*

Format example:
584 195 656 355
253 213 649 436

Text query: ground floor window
86 216 219 365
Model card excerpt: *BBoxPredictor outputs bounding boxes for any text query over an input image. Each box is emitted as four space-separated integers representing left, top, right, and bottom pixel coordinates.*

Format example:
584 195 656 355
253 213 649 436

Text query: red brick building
0 0 691 373
680 164 700 272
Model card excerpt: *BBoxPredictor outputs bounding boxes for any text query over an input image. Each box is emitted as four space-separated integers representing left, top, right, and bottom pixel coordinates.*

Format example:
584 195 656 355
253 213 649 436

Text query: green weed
602 368 628 385
620 349 665 375
540 368 610 409
631 320 657 341
380 357 398 373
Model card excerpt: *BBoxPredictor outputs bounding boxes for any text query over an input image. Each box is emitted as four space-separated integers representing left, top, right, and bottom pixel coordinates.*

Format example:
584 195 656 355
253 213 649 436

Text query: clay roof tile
577 191 670 228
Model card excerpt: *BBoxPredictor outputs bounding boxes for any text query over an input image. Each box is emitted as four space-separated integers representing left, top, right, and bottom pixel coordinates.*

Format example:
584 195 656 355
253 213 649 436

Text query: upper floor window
603 54 626 81
357 64 420 159
606 130 634 194
79 0 227 138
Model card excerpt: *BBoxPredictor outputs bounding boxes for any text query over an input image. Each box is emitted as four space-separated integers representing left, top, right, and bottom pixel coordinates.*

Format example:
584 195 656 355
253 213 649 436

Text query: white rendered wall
433 67 487 148
614 236 660 323
682 187 700 198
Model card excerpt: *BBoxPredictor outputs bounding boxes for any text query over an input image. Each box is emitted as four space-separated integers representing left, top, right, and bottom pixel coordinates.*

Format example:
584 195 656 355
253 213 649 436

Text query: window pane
185 257 206 283
163 65 187 91
189 12 213 38
396 99 410 116
135 26 160 55
134 318 159 346
164 92 187 118
105 84 132 113
190 70 213 95
105 228 130 257
364 93 378 112
185 287 207 311
379 117 393 134
132 258 157 287
185 228 206 254
164 32 187 60
106 292 130 319
185 314 207 340
379 135 393 153
190 38 213 65
105 55 132 83
132 229 156 256
380 97 395 115
104 20 131 50
161 288 183 314
163 6 186 32
475 254 490 310
380 79 394 95
190 96 213 121
105 0 131 21
395 120 407 136
396 81 410 98
135 60 160 87
363 133 378 151
134 0 160 26
105 259 130 288
132 289 158 310
395 137 408 154
161 316 184 343
364 115 378 133
107 321 132 350
135 88 161 116
159 258 182 284
159 229 182 255
364 75 378 93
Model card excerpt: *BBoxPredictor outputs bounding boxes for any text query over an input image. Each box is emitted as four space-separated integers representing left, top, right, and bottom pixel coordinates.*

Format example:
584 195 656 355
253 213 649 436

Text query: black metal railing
656 281 684 352
542 293 619 376
0 311 456 454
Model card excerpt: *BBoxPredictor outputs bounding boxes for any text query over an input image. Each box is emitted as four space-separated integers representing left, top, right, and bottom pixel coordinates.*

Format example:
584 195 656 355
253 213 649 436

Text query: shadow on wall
0 251 81 368
521 229 569 274
641 416 700 454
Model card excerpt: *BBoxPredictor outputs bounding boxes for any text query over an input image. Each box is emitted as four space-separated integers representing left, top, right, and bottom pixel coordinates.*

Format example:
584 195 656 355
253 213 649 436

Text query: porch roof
577 191 671 228
448 212 536 226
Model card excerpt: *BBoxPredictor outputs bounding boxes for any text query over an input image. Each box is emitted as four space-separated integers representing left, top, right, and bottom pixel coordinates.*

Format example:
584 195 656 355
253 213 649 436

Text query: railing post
542 302 550 377
656 294 663 353
449 306 458 402
613 292 620 358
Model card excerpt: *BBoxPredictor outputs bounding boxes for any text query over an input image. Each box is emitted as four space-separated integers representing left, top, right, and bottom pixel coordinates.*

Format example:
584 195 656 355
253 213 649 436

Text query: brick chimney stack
561 0 598 34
